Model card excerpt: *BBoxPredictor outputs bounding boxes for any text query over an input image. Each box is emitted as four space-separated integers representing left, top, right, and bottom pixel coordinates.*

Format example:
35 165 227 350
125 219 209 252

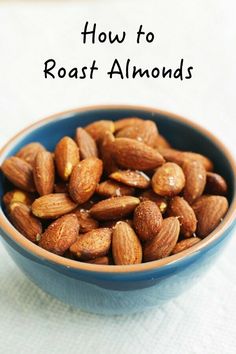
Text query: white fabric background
0 1 236 353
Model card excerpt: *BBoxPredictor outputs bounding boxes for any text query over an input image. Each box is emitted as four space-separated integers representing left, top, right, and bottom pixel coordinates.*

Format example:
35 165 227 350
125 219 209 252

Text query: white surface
0 1 236 353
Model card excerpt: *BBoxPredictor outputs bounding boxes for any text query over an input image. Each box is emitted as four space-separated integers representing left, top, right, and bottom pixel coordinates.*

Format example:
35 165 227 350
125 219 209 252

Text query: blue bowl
1 105 236 315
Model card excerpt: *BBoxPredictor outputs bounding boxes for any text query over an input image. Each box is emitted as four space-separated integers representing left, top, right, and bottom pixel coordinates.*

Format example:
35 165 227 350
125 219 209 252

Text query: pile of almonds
1 117 229 265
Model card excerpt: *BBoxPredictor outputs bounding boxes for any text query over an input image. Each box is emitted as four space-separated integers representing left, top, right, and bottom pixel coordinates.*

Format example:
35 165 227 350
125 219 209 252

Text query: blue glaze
0 107 235 314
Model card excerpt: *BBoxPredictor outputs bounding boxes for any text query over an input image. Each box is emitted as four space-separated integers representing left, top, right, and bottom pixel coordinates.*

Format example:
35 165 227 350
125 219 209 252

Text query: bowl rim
0 104 236 274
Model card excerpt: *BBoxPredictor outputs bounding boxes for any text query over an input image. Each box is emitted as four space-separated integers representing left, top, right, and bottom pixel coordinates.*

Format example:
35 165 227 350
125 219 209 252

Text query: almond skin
39 214 79 255
152 135 171 149
3 189 35 209
90 196 140 220
112 221 142 265
69 157 103 204
143 217 180 262
32 193 77 219
96 179 135 198
168 196 197 238
115 120 158 147
1 156 36 192
139 190 168 214
99 131 118 175
74 207 99 233
182 160 206 204
133 200 163 241
33 151 55 196
114 117 144 132
85 120 115 141
16 142 46 165
75 127 98 159
110 170 150 189
192 195 229 238
159 148 213 172
69 228 112 260
9 202 42 242
172 237 201 254
54 136 80 181
112 138 165 170
152 162 185 197
205 172 228 196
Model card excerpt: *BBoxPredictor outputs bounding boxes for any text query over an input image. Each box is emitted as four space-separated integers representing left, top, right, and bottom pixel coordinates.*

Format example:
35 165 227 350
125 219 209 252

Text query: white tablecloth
0 1 236 353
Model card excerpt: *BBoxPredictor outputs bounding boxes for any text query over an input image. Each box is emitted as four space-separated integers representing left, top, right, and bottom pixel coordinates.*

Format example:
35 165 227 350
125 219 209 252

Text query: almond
100 219 133 228
152 135 171 149
159 148 213 171
114 117 144 132
39 214 79 255
205 172 228 196
3 189 35 209
86 256 110 265
152 162 185 197
54 136 79 181
133 200 163 241
182 160 206 204
168 196 197 238
74 207 99 233
139 190 168 214
192 195 229 238
69 157 103 204
33 151 55 196
85 120 115 141
90 196 140 220
75 127 98 159
143 217 180 261
112 221 142 265
99 131 118 175
96 179 135 198
115 120 158 147
69 228 112 260
9 202 42 242
110 170 150 189
1 156 36 192
16 142 46 165
32 193 77 219
172 237 201 254
112 138 165 170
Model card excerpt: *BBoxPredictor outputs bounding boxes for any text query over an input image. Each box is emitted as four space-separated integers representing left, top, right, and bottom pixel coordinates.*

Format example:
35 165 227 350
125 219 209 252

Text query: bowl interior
0 107 234 207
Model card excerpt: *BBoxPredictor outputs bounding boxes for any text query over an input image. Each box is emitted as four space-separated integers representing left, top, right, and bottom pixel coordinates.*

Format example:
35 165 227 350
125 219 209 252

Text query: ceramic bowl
0 105 236 315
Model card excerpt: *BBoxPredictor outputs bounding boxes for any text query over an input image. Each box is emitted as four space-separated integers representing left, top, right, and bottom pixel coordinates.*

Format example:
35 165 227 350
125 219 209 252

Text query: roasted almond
90 196 140 221
96 179 135 198
33 151 55 196
110 170 150 189
32 193 77 219
39 214 79 255
152 162 185 197
54 136 79 181
112 221 142 265
152 135 171 149
114 117 144 132
9 202 42 242
86 256 110 265
143 217 180 261
139 189 168 214
1 156 36 192
74 207 99 233
192 195 229 238
85 120 115 141
3 189 35 209
100 219 133 228
182 160 206 204
69 157 103 204
99 130 118 175
168 196 197 238
69 228 112 260
75 127 98 159
159 148 213 172
112 138 165 170
172 237 201 254
16 142 46 165
115 120 158 147
133 200 163 241
205 172 228 196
